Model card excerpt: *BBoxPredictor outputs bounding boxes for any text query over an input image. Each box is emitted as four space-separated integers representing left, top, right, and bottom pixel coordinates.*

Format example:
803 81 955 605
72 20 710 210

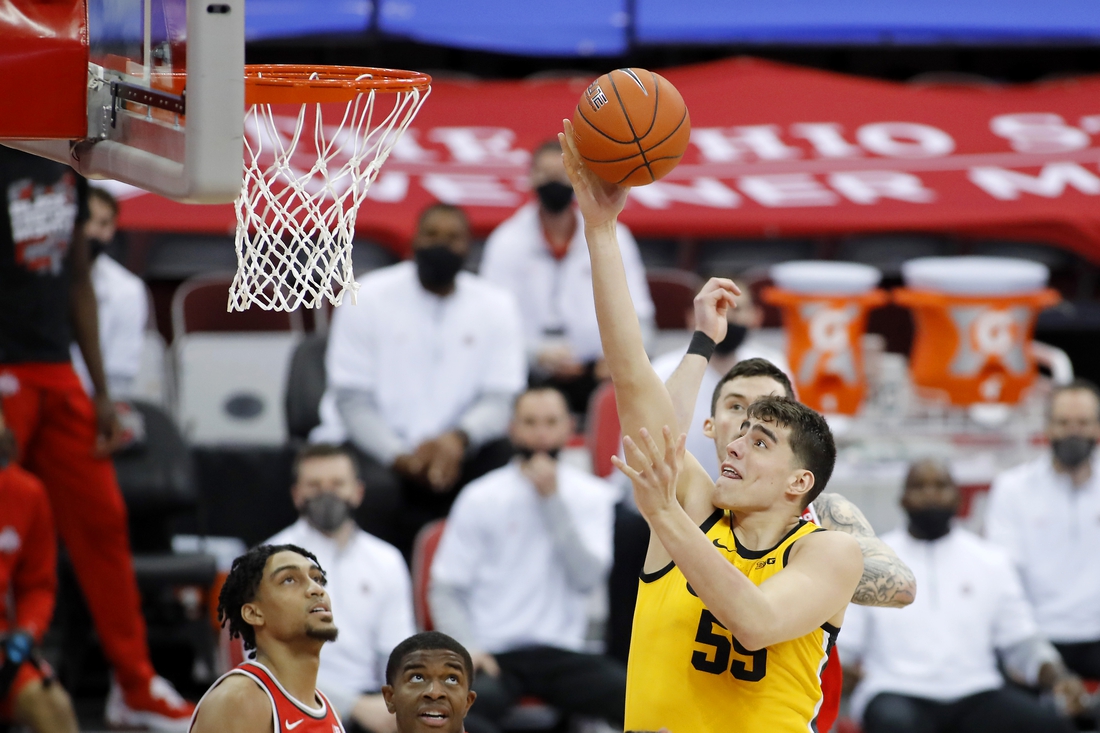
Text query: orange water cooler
894 257 1060 405
764 262 887 415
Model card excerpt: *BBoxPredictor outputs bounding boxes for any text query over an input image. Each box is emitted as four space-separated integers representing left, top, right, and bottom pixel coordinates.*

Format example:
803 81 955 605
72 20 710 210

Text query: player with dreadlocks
190 544 345 733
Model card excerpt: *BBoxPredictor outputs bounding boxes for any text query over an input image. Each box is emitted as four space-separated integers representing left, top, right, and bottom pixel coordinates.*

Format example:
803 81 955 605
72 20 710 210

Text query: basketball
572 68 691 187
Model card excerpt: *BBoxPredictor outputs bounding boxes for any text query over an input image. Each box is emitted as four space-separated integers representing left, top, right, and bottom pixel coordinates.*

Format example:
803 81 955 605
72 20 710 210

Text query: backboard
0 0 244 204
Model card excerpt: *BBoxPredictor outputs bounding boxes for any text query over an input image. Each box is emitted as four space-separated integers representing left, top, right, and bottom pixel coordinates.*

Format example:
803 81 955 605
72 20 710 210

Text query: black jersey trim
639 509 725 583
734 519 808 560
781 525 826 567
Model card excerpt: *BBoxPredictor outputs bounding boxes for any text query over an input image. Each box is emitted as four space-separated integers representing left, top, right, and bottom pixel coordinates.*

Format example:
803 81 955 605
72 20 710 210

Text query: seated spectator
651 276 791 480
0 413 78 733
986 379 1100 682
382 632 477 733
70 187 148 398
480 140 654 416
429 386 624 733
840 459 1086 733
311 203 526 553
266 444 415 733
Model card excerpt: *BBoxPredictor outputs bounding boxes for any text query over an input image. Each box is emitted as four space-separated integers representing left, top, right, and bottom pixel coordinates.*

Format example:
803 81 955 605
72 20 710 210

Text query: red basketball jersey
191 661 345 733
801 502 841 733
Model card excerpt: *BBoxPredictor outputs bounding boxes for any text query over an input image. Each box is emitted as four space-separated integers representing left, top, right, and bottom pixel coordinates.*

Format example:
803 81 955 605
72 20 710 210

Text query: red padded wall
0 0 88 139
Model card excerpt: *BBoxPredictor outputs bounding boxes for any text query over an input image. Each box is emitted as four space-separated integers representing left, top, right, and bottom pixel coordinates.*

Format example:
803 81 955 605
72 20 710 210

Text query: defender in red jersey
191 545 344 733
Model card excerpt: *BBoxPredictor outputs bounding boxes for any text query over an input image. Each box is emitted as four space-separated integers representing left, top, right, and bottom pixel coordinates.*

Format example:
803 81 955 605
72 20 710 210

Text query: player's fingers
621 435 651 470
639 428 665 468
610 454 641 483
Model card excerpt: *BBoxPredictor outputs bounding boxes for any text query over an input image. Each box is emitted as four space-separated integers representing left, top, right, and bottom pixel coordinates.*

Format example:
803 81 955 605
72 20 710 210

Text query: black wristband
686 330 717 360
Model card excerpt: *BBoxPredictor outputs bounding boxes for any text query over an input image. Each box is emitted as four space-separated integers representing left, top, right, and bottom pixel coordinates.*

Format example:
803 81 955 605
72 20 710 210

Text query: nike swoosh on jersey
712 538 732 552
286 720 304 730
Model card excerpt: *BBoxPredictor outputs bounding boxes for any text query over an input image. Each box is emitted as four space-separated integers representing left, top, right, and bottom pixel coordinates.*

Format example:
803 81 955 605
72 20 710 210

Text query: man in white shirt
840 459 1084 733
986 379 1100 682
651 277 790 480
70 187 147 398
266 444 415 733
480 140 654 415
311 204 527 554
429 387 624 733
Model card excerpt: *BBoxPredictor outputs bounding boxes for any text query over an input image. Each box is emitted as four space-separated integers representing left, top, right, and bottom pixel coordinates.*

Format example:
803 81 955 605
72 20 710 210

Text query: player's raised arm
559 123 707 494
812 492 916 608
663 277 739 433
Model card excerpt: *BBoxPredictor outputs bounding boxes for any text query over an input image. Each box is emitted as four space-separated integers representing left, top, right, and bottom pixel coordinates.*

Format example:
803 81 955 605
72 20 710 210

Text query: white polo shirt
985 453 1100 643
839 527 1038 720
480 203 654 363
430 462 617 654
314 261 526 450
266 519 415 694
71 254 147 396
650 340 791 481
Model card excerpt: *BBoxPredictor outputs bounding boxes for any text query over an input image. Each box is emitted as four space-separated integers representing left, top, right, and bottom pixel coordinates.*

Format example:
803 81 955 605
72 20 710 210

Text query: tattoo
812 493 917 608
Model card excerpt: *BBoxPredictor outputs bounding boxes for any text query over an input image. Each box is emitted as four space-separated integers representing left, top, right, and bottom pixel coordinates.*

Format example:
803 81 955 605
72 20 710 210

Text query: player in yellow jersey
557 120 863 733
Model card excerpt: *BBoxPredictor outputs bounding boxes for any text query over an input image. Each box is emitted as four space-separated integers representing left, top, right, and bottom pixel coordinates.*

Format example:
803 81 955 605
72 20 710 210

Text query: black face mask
302 494 354 534
907 507 955 541
414 244 465 292
714 323 749 356
536 181 574 214
514 445 562 461
88 237 110 260
1051 435 1096 470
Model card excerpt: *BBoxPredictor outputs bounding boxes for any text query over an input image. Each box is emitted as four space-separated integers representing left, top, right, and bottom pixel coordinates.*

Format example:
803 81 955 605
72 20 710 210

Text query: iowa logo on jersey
754 557 777 570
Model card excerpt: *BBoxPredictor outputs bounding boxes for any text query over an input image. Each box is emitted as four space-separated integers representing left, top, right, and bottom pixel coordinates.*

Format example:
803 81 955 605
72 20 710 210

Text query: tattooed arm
812 492 916 608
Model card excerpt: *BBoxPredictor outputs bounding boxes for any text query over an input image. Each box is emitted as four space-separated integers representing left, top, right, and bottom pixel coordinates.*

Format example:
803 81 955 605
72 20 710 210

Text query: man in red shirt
0 146 194 729
0 410 77 733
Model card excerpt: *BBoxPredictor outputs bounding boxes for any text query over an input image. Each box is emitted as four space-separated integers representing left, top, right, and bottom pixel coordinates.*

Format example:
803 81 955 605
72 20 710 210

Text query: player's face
1047 388 1100 443
713 417 806 511
84 197 117 243
705 375 788 466
510 390 574 454
247 550 337 647
413 210 470 259
292 455 364 511
383 650 475 733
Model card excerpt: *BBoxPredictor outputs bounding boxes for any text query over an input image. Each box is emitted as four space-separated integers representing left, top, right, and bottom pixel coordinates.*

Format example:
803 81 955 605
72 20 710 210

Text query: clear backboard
1 0 244 204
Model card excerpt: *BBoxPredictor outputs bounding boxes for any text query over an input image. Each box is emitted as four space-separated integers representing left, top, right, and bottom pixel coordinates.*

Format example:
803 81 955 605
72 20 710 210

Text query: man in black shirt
0 146 195 730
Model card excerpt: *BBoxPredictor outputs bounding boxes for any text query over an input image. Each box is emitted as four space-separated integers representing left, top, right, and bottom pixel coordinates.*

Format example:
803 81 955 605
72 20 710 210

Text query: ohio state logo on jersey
6 173 79 276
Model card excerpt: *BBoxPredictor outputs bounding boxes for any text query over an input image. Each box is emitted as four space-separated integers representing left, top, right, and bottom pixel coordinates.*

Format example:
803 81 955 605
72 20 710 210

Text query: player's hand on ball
558 119 628 230
613 426 685 519
693 278 741 344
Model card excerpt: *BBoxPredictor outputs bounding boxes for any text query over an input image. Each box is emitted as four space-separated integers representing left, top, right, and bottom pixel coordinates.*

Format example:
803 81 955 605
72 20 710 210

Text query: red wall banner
115 58 1100 261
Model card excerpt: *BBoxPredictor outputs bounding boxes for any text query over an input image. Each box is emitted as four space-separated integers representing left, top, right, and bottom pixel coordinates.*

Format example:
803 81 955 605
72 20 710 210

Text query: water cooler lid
901 256 1049 295
770 261 882 295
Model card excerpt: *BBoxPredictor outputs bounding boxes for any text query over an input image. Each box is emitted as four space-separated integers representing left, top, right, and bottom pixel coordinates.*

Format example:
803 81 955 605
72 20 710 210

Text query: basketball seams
643 107 689 154
607 71 655 184
635 70 661 140
576 105 638 146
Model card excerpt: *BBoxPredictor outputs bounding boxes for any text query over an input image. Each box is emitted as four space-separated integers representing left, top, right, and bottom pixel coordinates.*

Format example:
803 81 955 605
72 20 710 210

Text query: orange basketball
572 68 691 187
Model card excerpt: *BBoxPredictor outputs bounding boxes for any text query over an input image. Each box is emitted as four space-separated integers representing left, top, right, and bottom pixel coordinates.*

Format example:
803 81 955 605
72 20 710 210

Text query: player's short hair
531 139 563 166
292 443 359 482
87 186 119 217
217 544 325 655
746 396 835 508
1049 378 1100 421
385 631 474 686
711 358 795 416
417 202 469 232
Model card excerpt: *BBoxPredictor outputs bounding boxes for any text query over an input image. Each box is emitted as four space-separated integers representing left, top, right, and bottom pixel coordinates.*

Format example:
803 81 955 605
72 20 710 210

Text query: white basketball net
230 80 429 311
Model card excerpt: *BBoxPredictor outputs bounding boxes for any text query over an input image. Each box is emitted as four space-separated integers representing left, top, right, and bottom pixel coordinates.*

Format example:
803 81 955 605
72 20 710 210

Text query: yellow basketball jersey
624 512 838 733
